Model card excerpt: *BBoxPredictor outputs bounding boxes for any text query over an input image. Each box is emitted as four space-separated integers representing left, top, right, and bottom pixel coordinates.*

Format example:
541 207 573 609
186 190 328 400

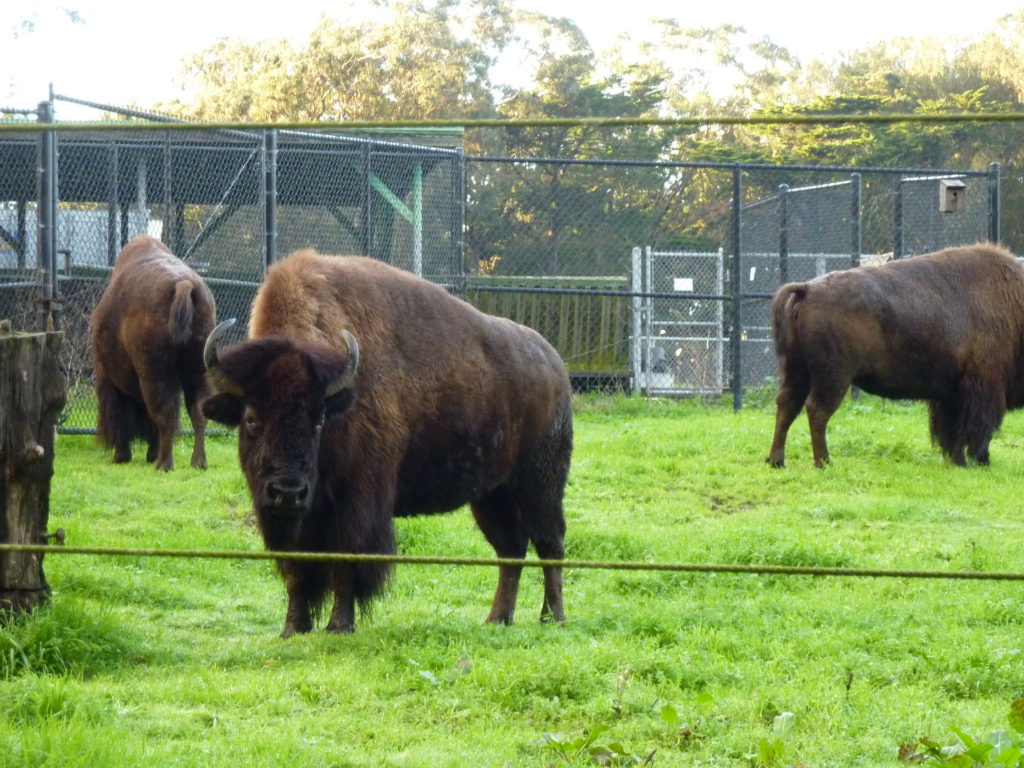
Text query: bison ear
324 387 357 418
201 393 244 427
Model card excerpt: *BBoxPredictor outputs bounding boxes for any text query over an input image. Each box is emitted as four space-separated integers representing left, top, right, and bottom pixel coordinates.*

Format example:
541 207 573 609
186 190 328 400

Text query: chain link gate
631 247 725 395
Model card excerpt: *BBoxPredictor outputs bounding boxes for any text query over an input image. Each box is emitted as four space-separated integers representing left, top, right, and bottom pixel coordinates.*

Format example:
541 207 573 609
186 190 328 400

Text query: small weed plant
901 700 1024 766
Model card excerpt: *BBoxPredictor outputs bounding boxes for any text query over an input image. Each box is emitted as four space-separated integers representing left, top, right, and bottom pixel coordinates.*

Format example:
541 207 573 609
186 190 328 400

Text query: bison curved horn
203 318 237 372
325 330 360 397
204 318 244 396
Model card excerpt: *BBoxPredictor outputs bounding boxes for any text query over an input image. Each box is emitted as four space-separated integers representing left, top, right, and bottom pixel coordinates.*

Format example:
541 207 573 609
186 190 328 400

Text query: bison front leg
325 565 357 634
280 567 314 638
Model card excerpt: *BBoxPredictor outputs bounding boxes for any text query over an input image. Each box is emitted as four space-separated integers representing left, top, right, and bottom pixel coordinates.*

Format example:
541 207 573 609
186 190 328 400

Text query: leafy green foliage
901 700 1024 766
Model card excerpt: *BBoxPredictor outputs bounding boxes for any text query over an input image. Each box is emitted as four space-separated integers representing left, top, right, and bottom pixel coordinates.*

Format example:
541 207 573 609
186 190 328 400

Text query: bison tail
771 283 808 356
169 280 196 344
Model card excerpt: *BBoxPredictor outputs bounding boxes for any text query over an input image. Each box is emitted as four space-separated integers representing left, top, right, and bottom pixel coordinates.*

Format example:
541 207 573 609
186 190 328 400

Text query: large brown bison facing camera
201 250 574 637
90 235 216 471
768 242 1024 468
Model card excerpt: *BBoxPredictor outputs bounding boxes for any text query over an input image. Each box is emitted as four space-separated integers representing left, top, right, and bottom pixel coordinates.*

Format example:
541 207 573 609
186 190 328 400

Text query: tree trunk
0 326 67 617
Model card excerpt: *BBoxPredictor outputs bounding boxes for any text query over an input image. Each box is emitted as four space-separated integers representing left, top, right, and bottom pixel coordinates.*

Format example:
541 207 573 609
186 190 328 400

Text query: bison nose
264 476 310 509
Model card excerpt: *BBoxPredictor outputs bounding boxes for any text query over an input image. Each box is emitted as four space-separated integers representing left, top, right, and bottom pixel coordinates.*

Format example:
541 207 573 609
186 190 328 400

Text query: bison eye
244 411 262 434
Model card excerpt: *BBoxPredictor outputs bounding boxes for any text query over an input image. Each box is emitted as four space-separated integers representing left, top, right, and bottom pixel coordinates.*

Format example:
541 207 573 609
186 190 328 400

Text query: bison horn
203 318 237 371
325 330 359 397
204 318 245 396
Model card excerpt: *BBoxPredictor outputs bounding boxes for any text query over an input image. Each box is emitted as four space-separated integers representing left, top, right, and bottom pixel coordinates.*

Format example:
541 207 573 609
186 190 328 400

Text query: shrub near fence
468 275 631 385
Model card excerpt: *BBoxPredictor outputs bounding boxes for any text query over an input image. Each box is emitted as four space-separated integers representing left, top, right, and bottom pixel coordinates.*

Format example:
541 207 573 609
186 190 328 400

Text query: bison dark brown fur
768 243 1024 468
90 235 216 471
201 249 573 637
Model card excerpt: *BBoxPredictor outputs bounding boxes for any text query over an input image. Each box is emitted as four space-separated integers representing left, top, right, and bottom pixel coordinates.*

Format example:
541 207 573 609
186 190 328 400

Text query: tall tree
161 0 511 122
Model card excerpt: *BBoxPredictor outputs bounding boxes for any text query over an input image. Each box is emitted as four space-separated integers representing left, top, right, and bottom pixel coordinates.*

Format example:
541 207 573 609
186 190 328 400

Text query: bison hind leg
473 470 569 626
960 376 1006 465
805 382 849 468
929 399 967 466
95 377 143 463
472 487 530 625
767 373 810 468
930 378 1006 466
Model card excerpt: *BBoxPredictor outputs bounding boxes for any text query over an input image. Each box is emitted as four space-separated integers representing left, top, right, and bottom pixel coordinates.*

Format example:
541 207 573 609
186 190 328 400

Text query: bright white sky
5 0 1024 118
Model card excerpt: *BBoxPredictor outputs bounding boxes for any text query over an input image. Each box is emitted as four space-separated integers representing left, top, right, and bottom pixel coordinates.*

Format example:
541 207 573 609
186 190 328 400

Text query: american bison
767 242 1024 468
201 249 573 637
90 235 216 471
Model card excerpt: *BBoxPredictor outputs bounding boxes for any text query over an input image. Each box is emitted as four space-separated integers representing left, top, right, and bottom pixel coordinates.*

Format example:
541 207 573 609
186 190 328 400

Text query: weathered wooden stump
0 324 67 617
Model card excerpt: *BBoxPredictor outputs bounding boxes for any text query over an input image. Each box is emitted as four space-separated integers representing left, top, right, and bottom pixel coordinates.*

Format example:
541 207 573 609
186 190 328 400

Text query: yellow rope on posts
1 543 1024 582
3 113 1024 133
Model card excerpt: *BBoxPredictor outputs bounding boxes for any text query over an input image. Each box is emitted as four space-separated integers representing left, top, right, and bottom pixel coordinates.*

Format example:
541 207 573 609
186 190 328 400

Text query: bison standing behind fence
201 249 573 637
767 242 1024 468
90 235 216 471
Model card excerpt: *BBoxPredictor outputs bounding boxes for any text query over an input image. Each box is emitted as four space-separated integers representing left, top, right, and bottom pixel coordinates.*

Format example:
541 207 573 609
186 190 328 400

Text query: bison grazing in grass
201 250 573 637
90 235 216 471
767 242 1024 468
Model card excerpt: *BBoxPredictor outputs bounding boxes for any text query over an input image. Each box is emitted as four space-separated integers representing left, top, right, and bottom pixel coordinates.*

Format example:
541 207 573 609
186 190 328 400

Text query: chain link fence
1 100 1001 435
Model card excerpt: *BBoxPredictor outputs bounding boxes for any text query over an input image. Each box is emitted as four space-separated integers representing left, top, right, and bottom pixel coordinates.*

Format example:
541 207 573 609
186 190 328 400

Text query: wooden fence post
0 323 67 616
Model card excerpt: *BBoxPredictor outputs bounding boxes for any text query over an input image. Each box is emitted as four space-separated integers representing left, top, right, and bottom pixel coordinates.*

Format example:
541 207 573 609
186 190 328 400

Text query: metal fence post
106 143 119 264
35 98 59 332
731 165 742 411
988 162 1001 244
263 129 278 271
630 246 642 395
893 176 904 259
454 148 467 298
162 131 174 252
851 173 862 268
778 183 789 285
360 145 371 256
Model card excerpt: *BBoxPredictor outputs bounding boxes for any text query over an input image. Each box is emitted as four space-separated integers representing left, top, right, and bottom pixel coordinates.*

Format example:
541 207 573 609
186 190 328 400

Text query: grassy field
4 393 1024 766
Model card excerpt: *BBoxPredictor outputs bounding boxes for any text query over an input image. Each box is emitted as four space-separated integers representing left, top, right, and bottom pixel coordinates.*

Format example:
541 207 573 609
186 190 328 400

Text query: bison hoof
766 456 785 469
280 623 312 639
324 622 355 635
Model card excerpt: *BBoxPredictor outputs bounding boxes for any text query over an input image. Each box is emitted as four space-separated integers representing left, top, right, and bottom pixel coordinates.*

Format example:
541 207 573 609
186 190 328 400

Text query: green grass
5 393 1024 766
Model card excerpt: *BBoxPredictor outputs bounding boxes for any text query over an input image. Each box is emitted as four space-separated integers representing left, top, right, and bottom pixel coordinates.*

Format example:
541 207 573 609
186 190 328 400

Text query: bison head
201 319 359 520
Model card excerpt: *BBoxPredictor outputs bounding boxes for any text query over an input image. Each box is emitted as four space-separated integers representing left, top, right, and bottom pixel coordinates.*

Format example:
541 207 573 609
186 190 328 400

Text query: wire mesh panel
274 131 463 285
0 132 42 335
898 174 993 257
